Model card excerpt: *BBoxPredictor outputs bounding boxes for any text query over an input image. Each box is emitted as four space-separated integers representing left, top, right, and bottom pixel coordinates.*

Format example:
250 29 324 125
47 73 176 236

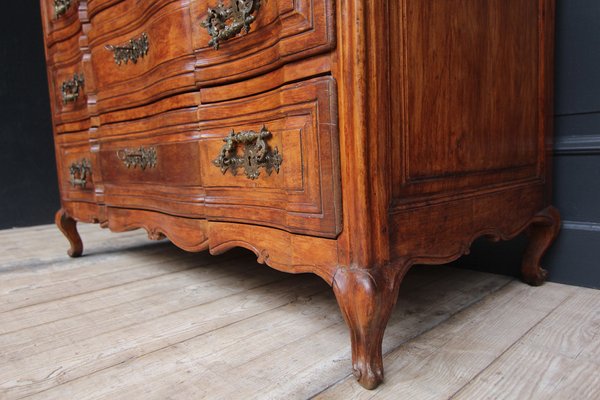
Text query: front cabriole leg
55 208 83 258
521 206 561 286
332 263 408 389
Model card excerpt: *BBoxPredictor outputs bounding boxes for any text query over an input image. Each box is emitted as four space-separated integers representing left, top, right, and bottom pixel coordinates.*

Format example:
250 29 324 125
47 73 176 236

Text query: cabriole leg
55 208 83 258
521 206 561 286
332 264 407 389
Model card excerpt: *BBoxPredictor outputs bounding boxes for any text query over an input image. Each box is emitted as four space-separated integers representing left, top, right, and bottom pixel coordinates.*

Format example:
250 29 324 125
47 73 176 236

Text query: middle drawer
97 76 341 238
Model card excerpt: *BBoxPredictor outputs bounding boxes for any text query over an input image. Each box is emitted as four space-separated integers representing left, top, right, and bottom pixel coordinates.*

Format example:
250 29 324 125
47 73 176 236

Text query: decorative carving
61 73 84 105
105 33 149 65
146 228 166 241
54 0 72 19
202 0 262 50
69 158 92 188
212 125 282 180
117 146 157 170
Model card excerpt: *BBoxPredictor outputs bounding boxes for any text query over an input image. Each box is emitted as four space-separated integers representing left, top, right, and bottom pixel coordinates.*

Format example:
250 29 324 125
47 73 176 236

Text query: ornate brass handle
213 125 282 180
54 0 72 19
69 159 91 188
117 146 157 170
61 73 84 105
202 0 262 50
105 33 149 65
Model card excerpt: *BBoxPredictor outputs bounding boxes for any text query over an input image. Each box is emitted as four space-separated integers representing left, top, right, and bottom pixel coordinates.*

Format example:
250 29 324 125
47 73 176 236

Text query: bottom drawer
56 138 95 202
96 76 341 238
97 130 205 216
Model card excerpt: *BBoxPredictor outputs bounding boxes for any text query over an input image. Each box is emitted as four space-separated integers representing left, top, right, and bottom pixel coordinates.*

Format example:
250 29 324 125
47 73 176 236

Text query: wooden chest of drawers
41 0 560 389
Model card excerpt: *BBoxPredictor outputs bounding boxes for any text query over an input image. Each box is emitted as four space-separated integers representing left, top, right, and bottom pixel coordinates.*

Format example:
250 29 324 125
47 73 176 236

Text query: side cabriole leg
55 208 83 258
521 206 561 286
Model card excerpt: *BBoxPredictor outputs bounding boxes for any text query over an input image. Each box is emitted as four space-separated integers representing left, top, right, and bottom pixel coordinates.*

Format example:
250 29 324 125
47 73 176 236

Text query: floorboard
0 224 598 399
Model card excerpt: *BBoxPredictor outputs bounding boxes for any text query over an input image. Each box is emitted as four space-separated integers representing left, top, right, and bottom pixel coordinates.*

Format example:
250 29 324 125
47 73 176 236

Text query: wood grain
39 0 561 390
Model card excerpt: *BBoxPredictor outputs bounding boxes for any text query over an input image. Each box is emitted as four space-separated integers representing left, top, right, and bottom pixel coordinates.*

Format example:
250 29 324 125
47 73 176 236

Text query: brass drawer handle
69 158 91 188
61 73 84 105
202 0 262 50
105 33 149 65
54 0 72 19
213 125 282 180
117 146 157 170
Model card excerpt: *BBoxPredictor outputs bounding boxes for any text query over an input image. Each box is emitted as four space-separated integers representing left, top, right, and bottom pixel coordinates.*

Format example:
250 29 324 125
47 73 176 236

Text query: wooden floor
0 224 599 400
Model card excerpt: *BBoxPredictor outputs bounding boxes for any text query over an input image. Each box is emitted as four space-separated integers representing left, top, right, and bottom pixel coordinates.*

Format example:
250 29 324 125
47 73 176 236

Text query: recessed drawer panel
191 0 335 86
97 130 206 216
198 76 341 238
87 0 196 113
55 135 95 202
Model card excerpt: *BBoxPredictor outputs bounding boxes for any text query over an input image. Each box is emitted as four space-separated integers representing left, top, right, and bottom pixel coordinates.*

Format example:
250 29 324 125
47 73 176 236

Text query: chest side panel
391 0 543 203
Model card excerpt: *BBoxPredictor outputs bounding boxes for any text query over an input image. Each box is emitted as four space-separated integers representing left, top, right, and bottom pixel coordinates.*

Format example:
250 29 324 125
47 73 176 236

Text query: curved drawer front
48 58 90 133
191 0 335 86
96 111 206 216
40 0 81 47
87 0 196 113
198 76 341 238
55 135 95 202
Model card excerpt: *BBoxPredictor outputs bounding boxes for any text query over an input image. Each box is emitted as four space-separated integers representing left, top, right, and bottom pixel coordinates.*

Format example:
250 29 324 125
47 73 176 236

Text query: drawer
191 0 335 86
97 130 206 216
198 76 341 238
55 136 95 202
40 0 81 48
48 58 89 133
87 0 196 113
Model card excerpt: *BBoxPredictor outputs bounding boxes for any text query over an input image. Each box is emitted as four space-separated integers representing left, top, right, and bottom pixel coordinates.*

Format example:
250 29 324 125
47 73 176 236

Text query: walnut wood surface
55 208 83 257
41 0 560 390
332 264 409 389
522 206 561 286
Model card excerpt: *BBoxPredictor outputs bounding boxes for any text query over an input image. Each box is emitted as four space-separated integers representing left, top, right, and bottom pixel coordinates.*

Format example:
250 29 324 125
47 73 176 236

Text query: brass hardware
54 0 72 19
61 73 84 105
105 32 149 65
213 125 282 180
117 146 157 170
202 0 262 50
69 158 91 188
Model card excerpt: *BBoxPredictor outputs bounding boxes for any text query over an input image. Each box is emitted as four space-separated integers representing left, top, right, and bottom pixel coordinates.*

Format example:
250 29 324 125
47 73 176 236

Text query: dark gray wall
0 3 60 229
1 2 598 287
546 0 600 288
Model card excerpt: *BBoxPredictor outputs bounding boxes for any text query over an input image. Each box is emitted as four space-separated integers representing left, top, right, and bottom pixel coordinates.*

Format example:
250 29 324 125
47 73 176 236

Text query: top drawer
40 0 82 47
191 0 336 86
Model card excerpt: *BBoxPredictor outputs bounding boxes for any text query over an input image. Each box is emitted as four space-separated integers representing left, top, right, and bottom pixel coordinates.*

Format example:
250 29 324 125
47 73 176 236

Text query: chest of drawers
42 0 560 389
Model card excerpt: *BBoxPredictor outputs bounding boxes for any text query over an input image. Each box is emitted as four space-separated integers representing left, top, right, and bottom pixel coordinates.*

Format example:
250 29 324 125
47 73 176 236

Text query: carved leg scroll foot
332 264 407 390
55 209 83 258
521 206 561 286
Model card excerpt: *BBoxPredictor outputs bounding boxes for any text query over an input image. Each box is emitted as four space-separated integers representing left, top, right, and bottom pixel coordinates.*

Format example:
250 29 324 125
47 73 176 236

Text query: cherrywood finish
40 0 560 390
